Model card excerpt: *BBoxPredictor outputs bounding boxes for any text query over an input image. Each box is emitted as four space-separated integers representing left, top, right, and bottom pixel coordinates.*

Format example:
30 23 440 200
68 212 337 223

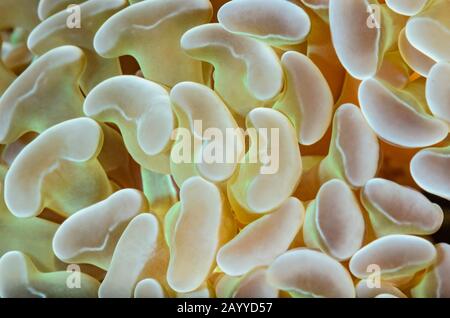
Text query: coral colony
0 0 449 298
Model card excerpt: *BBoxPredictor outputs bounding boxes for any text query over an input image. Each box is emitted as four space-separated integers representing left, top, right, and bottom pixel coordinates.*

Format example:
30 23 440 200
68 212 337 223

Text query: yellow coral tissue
0 0 449 303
